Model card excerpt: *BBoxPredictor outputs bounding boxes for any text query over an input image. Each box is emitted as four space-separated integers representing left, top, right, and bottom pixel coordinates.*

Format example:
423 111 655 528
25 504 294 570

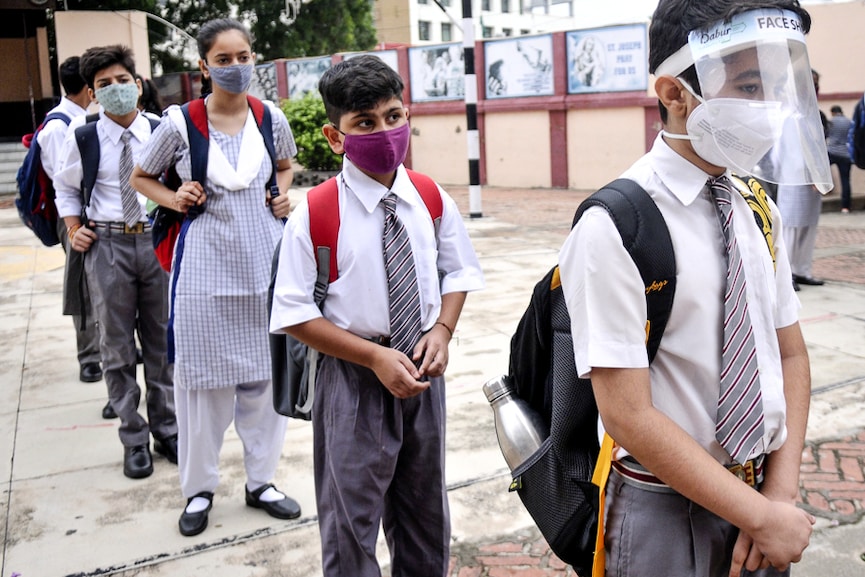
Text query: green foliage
238 0 377 60
281 94 342 171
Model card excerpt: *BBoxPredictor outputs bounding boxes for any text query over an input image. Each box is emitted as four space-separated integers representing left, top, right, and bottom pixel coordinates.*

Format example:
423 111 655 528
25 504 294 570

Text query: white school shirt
558 134 800 465
270 157 485 338
54 111 153 223
36 97 87 179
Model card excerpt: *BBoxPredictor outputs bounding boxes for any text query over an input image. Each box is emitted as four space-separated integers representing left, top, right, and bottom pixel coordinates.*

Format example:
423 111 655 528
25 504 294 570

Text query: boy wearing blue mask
270 55 485 577
54 45 177 480
558 1 826 576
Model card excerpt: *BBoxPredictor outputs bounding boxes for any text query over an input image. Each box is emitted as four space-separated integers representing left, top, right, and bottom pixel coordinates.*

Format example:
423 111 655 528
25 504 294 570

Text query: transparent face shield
656 9 832 192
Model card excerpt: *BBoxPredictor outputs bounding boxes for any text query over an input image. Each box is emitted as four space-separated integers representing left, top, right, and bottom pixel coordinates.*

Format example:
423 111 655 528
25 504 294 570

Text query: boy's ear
322 124 345 155
135 76 143 98
88 87 96 103
655 76 692 130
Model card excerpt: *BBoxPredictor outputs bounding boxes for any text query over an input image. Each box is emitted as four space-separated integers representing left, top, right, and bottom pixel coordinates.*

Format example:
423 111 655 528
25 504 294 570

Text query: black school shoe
153 434 179 464
793 274 825 286
245 483 301 520
79 362 103 383
123 444 153 479
179 491 214 537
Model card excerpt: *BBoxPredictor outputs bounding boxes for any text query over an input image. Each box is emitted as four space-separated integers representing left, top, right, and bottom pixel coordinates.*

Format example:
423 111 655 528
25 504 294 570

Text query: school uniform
54 111 176 448
271 158 484 577
558 134 799 577
136 100 296 498
38 98 101 370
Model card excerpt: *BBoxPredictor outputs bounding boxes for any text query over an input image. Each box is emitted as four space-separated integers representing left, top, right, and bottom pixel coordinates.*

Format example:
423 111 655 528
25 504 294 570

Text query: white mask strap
660 130 695 141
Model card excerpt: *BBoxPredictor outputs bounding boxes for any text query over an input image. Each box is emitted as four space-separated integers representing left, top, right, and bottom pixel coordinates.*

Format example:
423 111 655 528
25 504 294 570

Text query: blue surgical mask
207 63 254 94
94 83 140 116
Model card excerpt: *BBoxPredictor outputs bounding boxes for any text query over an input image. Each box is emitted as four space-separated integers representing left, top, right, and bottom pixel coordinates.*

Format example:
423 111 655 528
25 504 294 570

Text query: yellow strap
591 432 615 577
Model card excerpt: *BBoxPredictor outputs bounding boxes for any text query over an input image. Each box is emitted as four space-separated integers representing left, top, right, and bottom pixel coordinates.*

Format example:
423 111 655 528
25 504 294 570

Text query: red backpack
268 171 443 420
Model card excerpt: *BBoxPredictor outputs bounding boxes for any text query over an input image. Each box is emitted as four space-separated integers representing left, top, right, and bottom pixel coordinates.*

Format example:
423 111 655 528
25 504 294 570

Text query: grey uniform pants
313 356 450 577
84 228 176 446
605 470 791 577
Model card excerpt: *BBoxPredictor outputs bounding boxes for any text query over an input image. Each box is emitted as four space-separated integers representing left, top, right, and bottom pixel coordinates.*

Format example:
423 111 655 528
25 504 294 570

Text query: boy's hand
413 324 451 378
269 191 291 219
371 347 430 399
729 531 769 577
70 224 97 253
742 501 814 573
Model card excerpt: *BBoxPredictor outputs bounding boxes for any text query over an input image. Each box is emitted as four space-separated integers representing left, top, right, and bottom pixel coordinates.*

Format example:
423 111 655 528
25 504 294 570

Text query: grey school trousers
313 356 450 577
605 470 791 577
84 229 176 447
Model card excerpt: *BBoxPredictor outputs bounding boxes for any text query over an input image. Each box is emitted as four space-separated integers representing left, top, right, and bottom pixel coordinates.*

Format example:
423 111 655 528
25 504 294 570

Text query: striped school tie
709 176 765 466
381 193 422 356
119 131 141 228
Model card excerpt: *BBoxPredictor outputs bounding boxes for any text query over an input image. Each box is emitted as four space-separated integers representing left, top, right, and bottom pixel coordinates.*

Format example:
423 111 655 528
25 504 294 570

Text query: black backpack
501 174 776 574
503 179 676 575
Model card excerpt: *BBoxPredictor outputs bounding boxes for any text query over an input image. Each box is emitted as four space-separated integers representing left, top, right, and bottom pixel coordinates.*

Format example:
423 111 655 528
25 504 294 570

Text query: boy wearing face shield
557 2 826 576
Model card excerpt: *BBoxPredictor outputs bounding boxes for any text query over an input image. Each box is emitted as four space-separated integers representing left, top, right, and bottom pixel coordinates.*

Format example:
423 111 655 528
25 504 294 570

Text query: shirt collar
341 157 417 214
99 110 150 145
648 133 719 205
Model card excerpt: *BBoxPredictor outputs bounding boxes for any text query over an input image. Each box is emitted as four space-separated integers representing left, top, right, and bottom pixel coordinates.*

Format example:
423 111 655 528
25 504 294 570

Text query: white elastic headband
654 8 807 78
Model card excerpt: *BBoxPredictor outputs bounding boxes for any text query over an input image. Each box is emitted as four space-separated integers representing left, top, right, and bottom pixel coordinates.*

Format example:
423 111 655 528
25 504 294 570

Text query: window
502 28 513 37
501 0 510 13
520 29 531 36
439 0 451 5
482 0 491 11
419 20 431 41
441 22 453 42
482 26 493 38
418 0 429 4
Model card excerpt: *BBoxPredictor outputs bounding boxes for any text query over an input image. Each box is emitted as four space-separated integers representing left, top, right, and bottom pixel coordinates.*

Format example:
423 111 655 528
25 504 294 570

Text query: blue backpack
14 112 71 246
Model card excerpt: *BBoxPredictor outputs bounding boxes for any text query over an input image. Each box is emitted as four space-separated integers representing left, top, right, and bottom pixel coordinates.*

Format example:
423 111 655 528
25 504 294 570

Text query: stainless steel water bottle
483 375 550 472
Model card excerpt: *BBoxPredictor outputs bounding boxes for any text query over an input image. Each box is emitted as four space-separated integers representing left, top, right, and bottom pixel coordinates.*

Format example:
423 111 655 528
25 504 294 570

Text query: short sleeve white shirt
558 134 800 464
270 158 485 337
36 98 87 179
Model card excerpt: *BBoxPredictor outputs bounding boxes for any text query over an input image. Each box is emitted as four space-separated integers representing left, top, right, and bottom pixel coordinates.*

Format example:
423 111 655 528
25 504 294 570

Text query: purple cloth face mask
342 123 410 174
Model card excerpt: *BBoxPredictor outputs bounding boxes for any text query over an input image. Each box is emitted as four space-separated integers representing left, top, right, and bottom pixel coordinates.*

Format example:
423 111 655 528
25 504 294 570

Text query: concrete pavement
1 183 864 577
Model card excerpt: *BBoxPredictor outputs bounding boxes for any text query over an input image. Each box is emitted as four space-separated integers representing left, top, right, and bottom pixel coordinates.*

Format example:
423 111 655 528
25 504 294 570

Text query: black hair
59 56 86 95
136 74 163 115
649 0 811 122
197 18 253 61
196 18 253 97
318 55 404 127
79 45 137 89
831 105 842 115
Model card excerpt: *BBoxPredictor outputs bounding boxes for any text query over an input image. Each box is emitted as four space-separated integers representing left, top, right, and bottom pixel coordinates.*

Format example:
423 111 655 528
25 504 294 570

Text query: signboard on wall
483 35 554 99
344 50 400 75
408 43 464 103
286 56 332 100
566 24 648 94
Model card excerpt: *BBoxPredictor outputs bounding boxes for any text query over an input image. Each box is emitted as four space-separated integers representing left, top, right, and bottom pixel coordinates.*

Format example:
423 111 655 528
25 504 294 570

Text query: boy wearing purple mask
270 54 484 577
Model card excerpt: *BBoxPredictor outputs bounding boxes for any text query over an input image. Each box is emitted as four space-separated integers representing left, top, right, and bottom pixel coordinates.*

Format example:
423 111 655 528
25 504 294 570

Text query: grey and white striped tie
119 131 140 228
709 176 765 465
381 193 422 356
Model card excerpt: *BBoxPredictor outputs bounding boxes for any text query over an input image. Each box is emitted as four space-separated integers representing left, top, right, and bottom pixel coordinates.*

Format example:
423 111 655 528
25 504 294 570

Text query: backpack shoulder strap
307 177 340 298
41 112 72 131
405 169 443 226
74 115 101 209
573 178 676 362
146 116 160 132
181 99 209 185
248 96 280 197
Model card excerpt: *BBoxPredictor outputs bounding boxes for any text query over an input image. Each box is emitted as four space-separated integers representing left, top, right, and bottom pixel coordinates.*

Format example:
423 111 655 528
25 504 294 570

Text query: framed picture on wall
408 43 464 103
483 34 554 99
566 24 648 94
286 56 333 100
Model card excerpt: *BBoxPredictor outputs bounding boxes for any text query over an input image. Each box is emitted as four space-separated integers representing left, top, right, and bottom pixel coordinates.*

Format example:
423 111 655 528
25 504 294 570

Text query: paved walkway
1 183 864 577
